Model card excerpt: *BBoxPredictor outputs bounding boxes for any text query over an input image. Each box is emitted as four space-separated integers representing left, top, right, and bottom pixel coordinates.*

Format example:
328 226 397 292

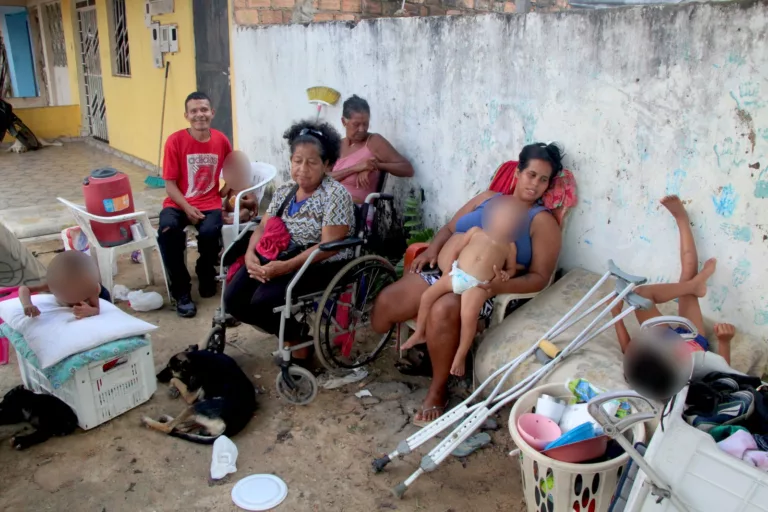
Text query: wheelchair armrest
319 237 364 252
377 194 394 201
253 215 262 224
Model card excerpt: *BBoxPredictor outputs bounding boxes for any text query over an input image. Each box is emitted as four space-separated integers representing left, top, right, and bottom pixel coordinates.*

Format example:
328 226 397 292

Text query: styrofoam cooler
510 383 647 512
16 340 157 430
624 385 768 512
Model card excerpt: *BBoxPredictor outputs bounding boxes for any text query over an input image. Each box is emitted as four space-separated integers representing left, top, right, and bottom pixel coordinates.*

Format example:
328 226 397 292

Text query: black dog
0 385 77 450
143 349 256 444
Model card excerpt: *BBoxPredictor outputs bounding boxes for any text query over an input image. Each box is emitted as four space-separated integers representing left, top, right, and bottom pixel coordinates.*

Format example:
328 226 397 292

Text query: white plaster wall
233 2 768 338
52 65 70 105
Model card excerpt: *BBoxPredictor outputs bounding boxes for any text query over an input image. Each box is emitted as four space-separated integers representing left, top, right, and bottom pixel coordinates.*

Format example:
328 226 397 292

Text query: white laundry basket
510 383 647 512
16 340 157 430
624 385 768 512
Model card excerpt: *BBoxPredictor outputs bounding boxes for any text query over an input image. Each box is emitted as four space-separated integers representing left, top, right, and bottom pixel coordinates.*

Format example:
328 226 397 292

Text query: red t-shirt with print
162 128 232 211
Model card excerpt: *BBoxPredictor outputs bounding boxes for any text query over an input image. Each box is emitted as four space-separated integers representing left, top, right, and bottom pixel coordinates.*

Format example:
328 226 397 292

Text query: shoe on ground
199 280 217 299
688 390 755 432
175 294 197 318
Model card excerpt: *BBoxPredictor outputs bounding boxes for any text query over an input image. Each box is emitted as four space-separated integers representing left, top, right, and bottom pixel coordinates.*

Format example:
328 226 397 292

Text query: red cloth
226 257 244 284
162 129 232 211
0 287 22 365
256 217 292 261
489 160 578 225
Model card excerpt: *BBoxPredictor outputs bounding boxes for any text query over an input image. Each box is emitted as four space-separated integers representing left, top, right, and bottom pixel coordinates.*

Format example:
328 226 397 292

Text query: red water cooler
82 168 135 247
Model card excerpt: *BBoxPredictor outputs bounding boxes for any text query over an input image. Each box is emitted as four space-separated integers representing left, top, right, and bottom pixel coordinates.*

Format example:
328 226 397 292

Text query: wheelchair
204 187 398 405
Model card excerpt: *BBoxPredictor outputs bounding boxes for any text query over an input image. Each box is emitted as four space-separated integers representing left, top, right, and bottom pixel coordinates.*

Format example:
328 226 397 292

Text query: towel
489 161 578 225
256 217 292 261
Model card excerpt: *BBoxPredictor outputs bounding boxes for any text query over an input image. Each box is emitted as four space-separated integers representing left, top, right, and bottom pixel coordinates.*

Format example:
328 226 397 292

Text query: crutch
589 391 690 512
377 261 652 498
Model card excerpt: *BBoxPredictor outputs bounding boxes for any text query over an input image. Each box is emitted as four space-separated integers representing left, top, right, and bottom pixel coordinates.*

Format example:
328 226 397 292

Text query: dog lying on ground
142 349 257 444
0 386 78 450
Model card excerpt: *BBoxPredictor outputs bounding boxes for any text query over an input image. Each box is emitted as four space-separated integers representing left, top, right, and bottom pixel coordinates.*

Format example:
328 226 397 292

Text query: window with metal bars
110 0 130 77
44 2 67 68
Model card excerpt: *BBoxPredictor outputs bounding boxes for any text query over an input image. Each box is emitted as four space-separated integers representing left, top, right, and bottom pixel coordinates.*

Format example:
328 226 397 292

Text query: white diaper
449 261 488 295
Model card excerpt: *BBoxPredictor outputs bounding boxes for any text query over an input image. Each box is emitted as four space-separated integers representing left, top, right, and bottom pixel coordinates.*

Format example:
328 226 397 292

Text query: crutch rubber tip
392 483 407 499
372 455 391 473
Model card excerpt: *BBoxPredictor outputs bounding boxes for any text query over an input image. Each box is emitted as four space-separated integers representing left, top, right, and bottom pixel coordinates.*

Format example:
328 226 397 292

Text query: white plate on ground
231 474 288 511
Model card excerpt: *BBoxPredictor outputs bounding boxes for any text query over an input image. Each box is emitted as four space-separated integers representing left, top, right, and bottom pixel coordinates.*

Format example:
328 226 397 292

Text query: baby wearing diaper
401 198 527 377
18 251 106 319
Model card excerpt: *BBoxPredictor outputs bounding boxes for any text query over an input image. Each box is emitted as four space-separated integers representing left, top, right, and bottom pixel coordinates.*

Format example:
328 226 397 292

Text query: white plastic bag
211 436 238 480
127 290 164 312
112 284 131 301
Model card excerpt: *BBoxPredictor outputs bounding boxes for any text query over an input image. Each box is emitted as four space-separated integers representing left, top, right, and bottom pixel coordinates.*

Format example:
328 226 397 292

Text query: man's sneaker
687 390 755 432
176 294 197 318
199 280 217 299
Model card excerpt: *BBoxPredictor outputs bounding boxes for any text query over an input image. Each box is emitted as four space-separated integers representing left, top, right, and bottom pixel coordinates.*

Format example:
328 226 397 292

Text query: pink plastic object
0 286 22 365
541 435 609 463
517 413 562 451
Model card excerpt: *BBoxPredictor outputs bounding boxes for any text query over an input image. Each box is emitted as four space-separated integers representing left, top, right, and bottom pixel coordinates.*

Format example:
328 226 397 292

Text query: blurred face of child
486 198 526 238
223 152 251 191
48 273 95 306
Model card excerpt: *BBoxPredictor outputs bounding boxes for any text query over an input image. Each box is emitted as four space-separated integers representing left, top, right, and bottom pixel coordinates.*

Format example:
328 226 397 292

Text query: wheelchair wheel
275 366 318 405
314 255 397 372
205 325 226 353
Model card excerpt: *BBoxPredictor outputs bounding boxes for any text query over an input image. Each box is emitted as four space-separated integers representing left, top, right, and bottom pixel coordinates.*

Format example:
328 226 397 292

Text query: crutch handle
608 259 648 286
538 340 560 359
587 390 658 435
641 315 699 339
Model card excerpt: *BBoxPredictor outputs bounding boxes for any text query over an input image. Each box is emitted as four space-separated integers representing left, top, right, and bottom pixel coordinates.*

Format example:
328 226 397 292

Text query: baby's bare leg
451 287 488 377
401 275 454 351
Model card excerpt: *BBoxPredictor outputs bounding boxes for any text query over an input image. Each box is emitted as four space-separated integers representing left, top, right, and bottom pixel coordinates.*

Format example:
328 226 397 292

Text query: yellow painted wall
91 0 196 166
9 105 81 139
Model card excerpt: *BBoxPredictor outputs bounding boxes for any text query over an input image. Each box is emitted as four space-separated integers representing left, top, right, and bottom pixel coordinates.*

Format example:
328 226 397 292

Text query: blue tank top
454 194 549 269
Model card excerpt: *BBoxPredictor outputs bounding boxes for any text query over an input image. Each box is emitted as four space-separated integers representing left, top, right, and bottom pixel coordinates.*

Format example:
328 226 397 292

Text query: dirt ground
0 241 527 512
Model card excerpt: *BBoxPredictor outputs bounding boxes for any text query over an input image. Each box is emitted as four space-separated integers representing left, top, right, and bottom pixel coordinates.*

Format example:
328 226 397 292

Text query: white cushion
0 294 157 369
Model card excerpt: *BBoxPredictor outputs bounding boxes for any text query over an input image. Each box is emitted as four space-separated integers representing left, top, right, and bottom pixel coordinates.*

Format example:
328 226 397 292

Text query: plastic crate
16 340 157 430
625 385 768 512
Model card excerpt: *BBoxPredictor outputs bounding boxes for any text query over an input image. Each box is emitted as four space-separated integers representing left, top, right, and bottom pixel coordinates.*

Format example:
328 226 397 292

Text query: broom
145 61 171 188
306 86 341 121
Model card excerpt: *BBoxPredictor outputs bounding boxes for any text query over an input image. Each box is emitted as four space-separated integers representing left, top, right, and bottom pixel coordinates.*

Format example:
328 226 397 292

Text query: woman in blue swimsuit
372 143 565 425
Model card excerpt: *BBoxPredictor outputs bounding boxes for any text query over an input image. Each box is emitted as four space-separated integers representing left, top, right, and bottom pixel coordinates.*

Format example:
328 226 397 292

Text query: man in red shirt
158 92 232 318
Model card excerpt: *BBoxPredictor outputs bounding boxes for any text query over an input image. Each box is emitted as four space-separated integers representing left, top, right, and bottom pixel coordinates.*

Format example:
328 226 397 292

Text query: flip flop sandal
413 401 448 427
451 432 492 457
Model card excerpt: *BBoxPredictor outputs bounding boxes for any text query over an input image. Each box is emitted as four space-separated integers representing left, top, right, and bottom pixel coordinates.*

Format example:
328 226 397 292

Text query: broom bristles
307 86 341 106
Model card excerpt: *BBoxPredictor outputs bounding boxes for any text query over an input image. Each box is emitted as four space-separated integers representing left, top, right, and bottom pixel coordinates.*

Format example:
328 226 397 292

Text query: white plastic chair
57 198 171 304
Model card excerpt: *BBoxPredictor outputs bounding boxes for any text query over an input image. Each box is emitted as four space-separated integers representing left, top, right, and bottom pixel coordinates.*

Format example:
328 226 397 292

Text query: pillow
0 294 157 369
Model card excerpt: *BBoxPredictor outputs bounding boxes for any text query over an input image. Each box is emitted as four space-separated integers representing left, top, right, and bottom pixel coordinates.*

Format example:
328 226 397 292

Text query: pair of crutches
373 260 654 498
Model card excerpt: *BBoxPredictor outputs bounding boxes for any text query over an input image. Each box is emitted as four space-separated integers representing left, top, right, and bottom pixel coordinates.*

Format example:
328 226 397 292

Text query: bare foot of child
450 356 466 377
691 258 717 297
714 322 736 345
401 331 426 351
660 194 688 219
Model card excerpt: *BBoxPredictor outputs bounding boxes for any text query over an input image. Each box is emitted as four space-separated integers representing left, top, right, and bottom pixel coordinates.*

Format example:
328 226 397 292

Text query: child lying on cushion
19 251 109 319
401 197 528 376
611 195 735 365
220 151 258 225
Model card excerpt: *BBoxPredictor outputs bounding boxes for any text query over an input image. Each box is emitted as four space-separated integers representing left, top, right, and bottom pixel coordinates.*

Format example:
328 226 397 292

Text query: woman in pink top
330 95 414 203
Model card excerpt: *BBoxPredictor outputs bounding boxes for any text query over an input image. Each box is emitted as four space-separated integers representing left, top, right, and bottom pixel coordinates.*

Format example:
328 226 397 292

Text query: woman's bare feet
413 387 448 426
660 195 689 219
690 258 717 297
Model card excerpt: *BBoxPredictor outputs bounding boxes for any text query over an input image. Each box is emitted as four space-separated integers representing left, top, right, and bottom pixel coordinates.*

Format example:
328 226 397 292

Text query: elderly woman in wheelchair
216 120 398 404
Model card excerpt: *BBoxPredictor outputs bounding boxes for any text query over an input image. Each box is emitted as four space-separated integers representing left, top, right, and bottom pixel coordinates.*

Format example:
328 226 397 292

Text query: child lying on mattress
610 195 735 365
400 197 528 376
19 251 109 319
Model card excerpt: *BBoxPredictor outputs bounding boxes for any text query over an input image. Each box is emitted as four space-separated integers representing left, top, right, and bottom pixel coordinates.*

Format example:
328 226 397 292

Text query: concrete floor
0 142 165 239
